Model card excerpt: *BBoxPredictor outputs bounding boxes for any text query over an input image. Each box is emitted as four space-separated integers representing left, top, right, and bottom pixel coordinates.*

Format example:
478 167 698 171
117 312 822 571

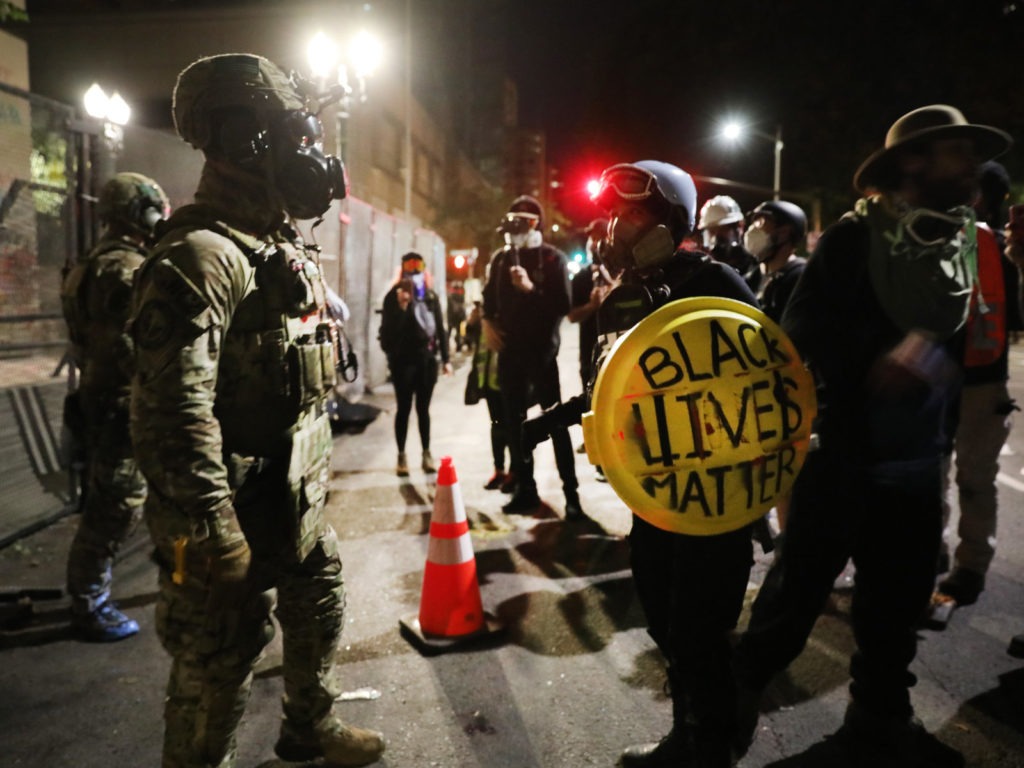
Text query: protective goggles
402 256 426 273
498 212 540 235
593 164 657 202
271 111 324 149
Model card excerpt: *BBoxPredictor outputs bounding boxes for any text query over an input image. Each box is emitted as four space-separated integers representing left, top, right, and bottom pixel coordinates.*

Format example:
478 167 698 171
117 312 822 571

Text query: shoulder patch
134 299 177 350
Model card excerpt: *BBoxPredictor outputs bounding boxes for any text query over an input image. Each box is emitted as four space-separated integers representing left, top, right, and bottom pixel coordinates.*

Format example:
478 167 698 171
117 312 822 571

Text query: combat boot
72 600 139 642
275 714 385 767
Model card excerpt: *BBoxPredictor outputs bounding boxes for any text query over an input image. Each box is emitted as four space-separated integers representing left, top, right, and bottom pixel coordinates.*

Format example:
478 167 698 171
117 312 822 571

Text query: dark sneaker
564 494 585 521
620 728 691 767
275 715 385 767
72 601 139 642
484 471 506 490
499 471 518 494
503 491 541 515
937 567 985 606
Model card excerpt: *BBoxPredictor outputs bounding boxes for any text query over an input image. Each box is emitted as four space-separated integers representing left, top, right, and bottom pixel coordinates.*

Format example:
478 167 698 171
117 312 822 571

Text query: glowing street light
307 31 340 80
83 83 131 126
586 178 602 199
306 29 383 161
350 29 384 80
718 117 784 200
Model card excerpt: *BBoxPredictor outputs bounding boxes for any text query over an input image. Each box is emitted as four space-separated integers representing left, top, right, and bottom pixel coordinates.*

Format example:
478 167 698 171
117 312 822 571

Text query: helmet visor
594 164 657 202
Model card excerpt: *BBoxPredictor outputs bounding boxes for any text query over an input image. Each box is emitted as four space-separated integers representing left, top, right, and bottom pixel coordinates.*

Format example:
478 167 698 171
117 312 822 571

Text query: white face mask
507 229 543 249
743 227 774 260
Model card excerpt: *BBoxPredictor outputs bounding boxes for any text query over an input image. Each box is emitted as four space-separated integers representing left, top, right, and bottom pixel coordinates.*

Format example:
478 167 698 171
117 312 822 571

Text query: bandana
855 195 974 341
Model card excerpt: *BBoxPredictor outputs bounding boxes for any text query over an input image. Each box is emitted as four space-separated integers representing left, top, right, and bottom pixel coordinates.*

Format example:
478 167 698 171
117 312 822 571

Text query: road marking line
996 472 1024 493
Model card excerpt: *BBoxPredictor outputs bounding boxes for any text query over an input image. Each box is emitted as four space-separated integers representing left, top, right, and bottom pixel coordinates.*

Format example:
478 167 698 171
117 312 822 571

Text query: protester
482 194 582 519
567 217 616 391
532 160 760 767
464 300 509 490
60 172 168 641
697 194 760 291
746 200 808 324
930 161 1019 615
379 252 452 475
130 53 384 768
731 105 1011 768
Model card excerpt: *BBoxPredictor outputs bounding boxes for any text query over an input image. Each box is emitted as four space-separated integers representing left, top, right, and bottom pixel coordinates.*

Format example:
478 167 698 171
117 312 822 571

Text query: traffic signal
446 248 476 281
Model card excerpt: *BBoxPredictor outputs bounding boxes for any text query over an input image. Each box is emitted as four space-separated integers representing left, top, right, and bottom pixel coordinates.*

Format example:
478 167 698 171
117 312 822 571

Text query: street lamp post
306 29 382 164
79 82 132 251
720 119 784 200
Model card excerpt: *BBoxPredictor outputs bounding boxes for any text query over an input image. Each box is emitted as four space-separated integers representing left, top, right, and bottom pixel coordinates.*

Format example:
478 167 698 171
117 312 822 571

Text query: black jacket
379 285 449 364
482 243 571 360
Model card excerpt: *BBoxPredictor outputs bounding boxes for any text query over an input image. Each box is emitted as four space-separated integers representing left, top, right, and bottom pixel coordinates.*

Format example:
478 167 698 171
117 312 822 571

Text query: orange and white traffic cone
400 455 501 654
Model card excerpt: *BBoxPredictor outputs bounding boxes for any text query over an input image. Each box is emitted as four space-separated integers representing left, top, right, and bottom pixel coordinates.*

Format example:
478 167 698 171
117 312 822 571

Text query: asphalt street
1 324 1024 767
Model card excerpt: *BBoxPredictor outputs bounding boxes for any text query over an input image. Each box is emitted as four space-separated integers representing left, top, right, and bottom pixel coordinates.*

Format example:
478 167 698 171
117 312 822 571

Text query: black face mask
269 111 347 220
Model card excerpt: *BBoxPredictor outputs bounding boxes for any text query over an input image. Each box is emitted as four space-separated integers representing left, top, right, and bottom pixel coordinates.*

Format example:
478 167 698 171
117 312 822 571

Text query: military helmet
97 172 169 236
172 53 307 151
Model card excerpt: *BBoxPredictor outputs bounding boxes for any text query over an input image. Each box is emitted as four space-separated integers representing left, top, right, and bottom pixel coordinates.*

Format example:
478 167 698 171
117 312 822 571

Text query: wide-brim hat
853 104 1012 192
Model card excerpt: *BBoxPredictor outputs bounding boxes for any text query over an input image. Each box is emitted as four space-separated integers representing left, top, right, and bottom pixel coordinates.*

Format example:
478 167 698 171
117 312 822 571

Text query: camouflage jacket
129 202 337 556
61 234 147 404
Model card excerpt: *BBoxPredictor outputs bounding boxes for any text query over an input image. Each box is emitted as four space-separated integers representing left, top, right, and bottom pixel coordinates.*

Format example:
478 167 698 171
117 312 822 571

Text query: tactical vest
155 219 339 457
61 239 142 358
61 238 146 398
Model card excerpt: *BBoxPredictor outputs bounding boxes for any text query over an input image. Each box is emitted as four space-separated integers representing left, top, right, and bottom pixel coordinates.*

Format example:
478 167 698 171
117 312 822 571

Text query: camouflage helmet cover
97 172 170 235
172 53 308 150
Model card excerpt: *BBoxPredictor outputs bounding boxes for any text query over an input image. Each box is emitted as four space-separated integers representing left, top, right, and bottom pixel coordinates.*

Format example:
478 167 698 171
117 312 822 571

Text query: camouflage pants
147 453 345 768
66 404 146 614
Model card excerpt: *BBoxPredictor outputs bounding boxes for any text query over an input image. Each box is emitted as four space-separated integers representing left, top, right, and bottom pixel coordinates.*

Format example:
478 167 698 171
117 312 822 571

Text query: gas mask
498 212 542 249
268 111 347 220
743 226 775 261
899 206 971 247
606 219 676 275
701 228 740 250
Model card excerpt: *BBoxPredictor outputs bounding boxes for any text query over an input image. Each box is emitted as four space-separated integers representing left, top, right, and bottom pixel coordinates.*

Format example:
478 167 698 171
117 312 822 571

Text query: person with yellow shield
527 160 797 768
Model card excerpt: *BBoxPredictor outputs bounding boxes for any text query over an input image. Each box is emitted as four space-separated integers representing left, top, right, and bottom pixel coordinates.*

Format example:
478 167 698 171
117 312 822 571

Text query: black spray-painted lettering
750 379 777 441
632 396 680 467
639 446 800 517
772 369 803 440
709 319 750 376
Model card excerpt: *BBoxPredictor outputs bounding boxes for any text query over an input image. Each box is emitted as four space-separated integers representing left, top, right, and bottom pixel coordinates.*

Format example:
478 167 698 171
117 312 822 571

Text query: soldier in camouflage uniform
61 171 169 641
129 54 384 768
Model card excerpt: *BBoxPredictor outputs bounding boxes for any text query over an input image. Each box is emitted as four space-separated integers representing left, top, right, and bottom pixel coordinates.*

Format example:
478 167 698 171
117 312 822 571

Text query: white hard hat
697 195 743 230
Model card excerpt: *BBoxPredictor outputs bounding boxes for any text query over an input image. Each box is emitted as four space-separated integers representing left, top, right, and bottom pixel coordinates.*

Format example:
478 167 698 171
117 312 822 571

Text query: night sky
22 0 1024 227
418 0 1024 225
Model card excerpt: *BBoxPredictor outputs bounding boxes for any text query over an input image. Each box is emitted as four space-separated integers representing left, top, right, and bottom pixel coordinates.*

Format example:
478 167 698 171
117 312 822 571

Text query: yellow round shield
582 296 816 535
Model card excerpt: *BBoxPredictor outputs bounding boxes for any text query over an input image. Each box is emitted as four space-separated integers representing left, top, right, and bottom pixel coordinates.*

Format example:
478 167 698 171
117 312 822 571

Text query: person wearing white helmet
697 194 759 291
